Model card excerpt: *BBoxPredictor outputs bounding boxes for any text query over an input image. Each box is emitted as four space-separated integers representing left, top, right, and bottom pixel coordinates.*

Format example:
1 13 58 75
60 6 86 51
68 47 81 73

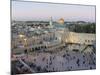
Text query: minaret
49 17 53 28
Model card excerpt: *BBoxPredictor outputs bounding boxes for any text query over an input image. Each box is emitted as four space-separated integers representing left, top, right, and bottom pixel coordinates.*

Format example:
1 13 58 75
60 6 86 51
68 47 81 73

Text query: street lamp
23 38 29 58
18 34 25 42
19 34 25 38
24 38 27 47
24 38 27 41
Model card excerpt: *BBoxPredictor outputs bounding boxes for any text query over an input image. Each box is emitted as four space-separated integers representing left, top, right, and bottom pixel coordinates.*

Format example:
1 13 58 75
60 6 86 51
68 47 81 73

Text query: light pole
19 34 25 38
18 34 28 57
23 38 28 58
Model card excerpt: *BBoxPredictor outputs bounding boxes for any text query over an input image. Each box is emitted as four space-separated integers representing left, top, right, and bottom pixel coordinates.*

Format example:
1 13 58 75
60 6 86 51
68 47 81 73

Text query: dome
58 18 64 24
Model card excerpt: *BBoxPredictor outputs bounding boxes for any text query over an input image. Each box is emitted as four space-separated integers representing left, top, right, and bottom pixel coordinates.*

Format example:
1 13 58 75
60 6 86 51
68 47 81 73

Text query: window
91 40 94 42
85 40 87 42
88 40 90 42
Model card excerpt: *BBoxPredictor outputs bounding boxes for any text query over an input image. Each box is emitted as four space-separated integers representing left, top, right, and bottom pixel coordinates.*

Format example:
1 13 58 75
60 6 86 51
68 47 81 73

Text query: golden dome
58 18 64 24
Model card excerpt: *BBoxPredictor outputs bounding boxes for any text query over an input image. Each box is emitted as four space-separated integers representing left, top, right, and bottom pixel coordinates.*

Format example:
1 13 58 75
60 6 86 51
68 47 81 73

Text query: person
24 49 28 58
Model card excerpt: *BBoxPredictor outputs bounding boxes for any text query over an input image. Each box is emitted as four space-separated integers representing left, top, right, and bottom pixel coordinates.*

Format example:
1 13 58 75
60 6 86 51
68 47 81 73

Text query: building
58 18 64 24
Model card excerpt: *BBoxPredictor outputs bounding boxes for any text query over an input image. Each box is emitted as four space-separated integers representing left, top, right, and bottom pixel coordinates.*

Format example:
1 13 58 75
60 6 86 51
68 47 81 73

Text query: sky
12 1 96 22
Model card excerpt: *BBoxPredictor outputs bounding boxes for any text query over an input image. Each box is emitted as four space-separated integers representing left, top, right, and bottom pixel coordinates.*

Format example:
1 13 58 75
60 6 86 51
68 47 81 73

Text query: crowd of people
25 47 96 73
11 45 96 74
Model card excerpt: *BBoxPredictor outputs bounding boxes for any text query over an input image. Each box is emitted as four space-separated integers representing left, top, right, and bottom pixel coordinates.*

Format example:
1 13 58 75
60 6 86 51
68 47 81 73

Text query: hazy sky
12 1 95 22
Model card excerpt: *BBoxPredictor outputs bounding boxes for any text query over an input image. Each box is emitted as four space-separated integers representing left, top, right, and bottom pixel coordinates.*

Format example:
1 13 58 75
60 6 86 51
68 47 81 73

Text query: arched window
85 40 87 42
88 40 90 43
